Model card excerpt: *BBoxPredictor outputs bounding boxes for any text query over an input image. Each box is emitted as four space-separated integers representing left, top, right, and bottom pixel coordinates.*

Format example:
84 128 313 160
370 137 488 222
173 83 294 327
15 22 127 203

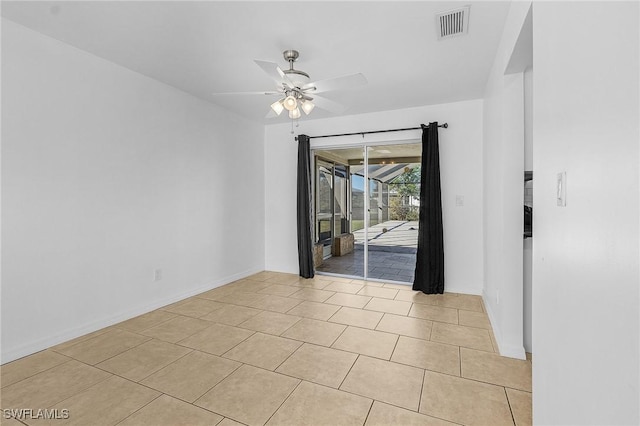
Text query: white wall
481 1 531 360
1 20 265 363
265 100 484 295
532 2 639 424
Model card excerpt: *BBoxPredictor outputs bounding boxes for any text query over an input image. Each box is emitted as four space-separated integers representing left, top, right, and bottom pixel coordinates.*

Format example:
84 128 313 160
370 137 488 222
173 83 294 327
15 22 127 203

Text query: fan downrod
282 49 309 81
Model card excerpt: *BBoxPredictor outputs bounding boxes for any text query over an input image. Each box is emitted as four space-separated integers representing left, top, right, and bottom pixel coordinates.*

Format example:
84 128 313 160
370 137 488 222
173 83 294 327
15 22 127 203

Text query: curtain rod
295 123 448 141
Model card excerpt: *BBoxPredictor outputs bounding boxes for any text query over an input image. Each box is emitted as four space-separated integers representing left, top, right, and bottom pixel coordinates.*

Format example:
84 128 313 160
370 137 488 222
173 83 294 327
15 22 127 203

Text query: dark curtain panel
296 135 315 278
413 122 444 294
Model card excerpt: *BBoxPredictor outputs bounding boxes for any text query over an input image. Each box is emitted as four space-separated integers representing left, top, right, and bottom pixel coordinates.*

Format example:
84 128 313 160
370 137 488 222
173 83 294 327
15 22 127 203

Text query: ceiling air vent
436 6 470 40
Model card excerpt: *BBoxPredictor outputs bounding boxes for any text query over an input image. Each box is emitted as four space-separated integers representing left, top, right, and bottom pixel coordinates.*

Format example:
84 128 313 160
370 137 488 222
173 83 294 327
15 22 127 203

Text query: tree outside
389 166 421 221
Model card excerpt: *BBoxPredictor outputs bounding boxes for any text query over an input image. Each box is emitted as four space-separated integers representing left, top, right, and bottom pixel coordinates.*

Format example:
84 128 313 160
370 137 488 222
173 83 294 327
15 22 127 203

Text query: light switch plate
557 172 566 207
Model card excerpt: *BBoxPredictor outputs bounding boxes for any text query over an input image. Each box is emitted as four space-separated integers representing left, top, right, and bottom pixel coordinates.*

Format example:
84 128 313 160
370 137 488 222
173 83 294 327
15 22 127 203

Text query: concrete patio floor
316 220 418 283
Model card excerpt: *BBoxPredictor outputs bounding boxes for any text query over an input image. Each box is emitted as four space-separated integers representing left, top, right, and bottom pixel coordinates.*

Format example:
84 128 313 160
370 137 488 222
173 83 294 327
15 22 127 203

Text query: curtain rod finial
442 123 448 128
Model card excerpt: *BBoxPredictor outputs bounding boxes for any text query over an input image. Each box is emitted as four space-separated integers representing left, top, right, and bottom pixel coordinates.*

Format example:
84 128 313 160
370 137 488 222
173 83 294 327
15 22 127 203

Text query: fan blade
302 73 367 93
254 60 295 88
211 91 282 96
311 95 346 114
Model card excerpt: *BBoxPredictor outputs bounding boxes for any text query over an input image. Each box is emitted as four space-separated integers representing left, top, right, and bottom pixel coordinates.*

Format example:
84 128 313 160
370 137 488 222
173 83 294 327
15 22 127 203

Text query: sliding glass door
314 143 420 283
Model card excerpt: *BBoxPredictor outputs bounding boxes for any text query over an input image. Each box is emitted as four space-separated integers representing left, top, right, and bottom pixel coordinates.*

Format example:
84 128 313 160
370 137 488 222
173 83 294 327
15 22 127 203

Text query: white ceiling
2 1 511 123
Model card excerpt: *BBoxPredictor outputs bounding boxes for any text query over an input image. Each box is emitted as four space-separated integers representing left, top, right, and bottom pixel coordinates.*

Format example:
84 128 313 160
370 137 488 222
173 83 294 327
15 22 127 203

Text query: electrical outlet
496 290 500 305
456 195 464 207
154 269 162 282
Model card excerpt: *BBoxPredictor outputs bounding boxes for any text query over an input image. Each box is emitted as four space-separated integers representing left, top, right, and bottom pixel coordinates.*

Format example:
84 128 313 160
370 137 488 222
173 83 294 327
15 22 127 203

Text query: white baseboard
482 290 527 360
1 267 263 364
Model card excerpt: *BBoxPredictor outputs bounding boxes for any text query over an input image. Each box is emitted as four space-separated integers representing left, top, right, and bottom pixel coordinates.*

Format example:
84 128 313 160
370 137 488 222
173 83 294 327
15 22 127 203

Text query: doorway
313 142 421 283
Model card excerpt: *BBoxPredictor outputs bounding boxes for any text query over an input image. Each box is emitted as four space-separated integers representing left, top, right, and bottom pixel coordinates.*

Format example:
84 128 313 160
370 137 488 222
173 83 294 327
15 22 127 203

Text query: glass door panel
316 160 333 259
366 143 422 283
333 165 349 238
313 143 420 284
313 148 364 278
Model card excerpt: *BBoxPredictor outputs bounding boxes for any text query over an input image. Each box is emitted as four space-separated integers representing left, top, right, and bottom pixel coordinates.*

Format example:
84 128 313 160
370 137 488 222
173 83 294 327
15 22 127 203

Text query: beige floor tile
357 286 399 299
200 304 262 325
365 401 458 426
506 388 532 426
490 328 499 353
238 311 301 335
288 288 335 303
281 318 346 347
375 313 432 340
285 301 340 321
195 285 240 301
1 350 70 388
0 418 24 426
420 370 513 426
287 278 332 289
458 309 492 329
328 307 383 329
324 292 372 308
258 284 300 297
141 350 240 402
216 291 267 307
382 283 413 290
340 356 424 411
360 280 384 287
162 298 226 318
140 315 213 343
394 290 443 304
264 274 304 286
1 360 111 409
118 394 224 426
49 327 113 353
226 279 274 293
223 333 302 370
247 271 276 281
408 304 458 324
161 298 192 310
247 295 302 313
40 375 159 426
364 297 412 315
115 310 177 333
276 343 357 388
438 294 484 312
322 281 365 294
195 364 299 426
53 329 151 365
391 336 460 376
266 380 372 426
97 339 191 382
332 327 398 360
461 348 532 391
315 275 351 283
403 292 484 312
431 323 494 352
218 419 245 426
178 323 254 355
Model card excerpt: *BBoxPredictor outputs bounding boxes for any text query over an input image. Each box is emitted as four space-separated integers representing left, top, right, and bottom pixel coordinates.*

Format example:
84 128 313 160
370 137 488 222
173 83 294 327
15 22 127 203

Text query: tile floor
0 271 532 426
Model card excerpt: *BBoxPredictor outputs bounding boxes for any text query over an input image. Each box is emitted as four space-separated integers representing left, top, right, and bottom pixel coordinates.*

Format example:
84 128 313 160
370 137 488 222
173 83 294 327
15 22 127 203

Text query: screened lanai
313 143 421 283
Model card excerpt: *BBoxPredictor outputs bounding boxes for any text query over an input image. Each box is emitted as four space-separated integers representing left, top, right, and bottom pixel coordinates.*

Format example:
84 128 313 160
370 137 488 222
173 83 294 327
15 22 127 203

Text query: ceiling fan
212 50 367 120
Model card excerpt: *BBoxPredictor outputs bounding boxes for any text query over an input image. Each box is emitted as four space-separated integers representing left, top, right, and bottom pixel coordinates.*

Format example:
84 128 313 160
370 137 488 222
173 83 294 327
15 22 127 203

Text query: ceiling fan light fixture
283 95 298 111
270 99 285 115
289 108 301 119
300 100 315 115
